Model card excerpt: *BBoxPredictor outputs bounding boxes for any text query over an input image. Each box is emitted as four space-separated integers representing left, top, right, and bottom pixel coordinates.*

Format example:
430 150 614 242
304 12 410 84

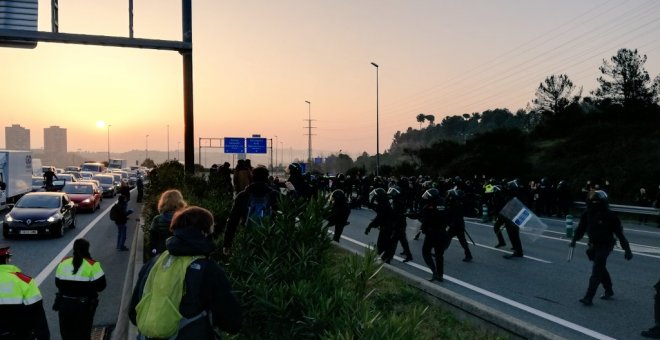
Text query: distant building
5 124 30 150
44 125 67 155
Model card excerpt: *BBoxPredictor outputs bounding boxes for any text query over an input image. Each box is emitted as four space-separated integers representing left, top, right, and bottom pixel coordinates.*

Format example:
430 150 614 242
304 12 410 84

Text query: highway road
337 208 660 340
3 195 659 339
1 191 141 340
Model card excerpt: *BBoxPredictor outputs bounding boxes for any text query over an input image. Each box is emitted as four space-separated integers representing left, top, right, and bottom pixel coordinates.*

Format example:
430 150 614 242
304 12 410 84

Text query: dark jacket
112 200 132 225
327 195 350 227
573 205 630 250
129 228 242 339
148 211 175 255
224 182 280 249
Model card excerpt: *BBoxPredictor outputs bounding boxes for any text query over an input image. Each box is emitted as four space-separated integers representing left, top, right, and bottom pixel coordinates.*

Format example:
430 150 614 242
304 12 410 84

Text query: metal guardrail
573 202 660 216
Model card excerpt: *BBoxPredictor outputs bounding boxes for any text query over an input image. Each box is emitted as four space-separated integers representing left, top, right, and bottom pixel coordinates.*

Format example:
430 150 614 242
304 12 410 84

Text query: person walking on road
407 188 450 282
110 195 133 251
570 190 633 306
54 238 106 340
326 189 351 243
445 188 473 262
641 278 660 338
136 176 144 203
0 245 50 340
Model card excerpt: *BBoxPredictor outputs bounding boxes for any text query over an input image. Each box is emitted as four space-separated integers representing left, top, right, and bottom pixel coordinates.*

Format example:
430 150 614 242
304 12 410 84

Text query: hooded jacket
130 227 242 339
224 182 280 249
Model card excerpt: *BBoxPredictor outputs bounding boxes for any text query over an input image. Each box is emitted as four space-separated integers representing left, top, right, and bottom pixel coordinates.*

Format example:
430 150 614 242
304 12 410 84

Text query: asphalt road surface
1 190 141 340
3 195 658 340
336 207 660 340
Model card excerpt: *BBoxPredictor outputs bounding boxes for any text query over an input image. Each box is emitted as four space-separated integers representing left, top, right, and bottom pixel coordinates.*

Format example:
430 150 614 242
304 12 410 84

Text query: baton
567 246 574 262
464 229 477 246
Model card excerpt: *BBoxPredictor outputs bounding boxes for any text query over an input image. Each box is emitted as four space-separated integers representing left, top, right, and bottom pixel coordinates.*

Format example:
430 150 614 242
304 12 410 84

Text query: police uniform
55 255 106 340
0 246 50 340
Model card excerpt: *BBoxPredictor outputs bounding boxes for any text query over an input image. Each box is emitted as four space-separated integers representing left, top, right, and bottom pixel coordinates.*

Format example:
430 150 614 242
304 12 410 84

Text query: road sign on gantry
224 137 245 154
0 0 38 48
246 138 267 154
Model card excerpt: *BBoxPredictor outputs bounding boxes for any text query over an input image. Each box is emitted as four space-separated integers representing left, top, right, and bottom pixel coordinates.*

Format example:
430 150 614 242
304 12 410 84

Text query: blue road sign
246 137 267 154
224 137 245 153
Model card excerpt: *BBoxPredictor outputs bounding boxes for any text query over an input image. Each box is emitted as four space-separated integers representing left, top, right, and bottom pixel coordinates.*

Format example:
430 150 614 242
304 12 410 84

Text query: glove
569 240 576 248
624 249 633 261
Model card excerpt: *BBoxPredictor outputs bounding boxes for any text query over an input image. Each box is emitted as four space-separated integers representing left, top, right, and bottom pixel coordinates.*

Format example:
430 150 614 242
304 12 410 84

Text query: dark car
62 182 102 212
93 174 117 198
3 192 77 238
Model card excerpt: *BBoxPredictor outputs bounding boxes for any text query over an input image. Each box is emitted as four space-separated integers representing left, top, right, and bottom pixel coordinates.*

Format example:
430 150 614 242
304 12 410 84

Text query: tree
424 114 435 126
593 48 657 107
532 74 581 115
416 113 426 129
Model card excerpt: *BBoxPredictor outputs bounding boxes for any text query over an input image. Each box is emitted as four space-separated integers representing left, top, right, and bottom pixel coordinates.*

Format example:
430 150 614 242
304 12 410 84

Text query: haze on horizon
2 0 659 160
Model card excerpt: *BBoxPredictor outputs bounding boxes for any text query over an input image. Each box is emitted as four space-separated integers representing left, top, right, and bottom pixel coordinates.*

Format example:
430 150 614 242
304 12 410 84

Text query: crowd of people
2 160 658 339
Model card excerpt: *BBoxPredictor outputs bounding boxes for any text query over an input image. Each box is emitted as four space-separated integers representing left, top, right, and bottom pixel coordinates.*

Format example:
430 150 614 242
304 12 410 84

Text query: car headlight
82 198 91 203
5 215 13 222
47 213 63 223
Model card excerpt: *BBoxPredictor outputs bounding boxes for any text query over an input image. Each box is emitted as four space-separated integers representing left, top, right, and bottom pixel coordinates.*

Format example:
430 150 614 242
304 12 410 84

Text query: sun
96 121 107 128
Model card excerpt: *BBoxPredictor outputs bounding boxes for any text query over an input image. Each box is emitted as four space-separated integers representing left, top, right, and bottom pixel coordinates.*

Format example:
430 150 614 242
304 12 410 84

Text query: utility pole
304 100 315 172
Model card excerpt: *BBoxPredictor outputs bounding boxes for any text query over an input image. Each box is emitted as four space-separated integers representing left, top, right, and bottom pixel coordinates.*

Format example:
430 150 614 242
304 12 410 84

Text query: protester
149 189 187 256
130 206 243 339
110 195 133 251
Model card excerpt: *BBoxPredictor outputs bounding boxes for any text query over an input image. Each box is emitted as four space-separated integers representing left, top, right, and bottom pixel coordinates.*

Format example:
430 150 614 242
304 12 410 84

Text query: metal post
182 0 194 174
269 138 273 173
371 62 379 177
305 100 312 172
145 134 149 160
107 125 111 163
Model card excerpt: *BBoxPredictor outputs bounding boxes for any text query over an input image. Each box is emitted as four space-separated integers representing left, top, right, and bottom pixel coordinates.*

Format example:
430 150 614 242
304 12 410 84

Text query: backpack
246 193 272 226
135 251 204 339
109 203 120 222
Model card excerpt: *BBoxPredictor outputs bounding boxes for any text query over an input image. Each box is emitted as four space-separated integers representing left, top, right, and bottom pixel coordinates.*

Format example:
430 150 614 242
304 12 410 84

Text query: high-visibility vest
484 184 494 194
55 257 104 282
0 264 43 306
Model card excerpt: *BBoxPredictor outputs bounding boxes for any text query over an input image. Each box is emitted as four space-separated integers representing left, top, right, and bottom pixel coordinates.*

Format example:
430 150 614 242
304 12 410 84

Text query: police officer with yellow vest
54 239 106 340
0 245 50 340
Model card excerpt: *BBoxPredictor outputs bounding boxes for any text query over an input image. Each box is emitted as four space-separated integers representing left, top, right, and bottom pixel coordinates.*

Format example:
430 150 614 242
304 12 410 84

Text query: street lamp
371 62 380 177
166 124 170 161
97 121 111 163
145 134 149 160
274 135 278 174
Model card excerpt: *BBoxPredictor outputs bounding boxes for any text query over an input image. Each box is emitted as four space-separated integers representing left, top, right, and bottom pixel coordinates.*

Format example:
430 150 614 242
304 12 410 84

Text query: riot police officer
0 246 50 340
495 180 525 259
326 189 351 242
445 188 473 262
385 186 413 262
570 190 633 306
364 187 396 263
408 188 449 282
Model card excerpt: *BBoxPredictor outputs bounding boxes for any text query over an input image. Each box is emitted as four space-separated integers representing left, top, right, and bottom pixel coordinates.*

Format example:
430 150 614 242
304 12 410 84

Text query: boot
641 326 660 338
579 297 593 306
600 290 614 300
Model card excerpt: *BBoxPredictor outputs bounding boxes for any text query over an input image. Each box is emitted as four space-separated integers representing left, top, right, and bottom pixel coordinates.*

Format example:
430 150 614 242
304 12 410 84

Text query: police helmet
287 163 301 175
421 188 441 201
369 187 387 204
330 189 346 203
446 188 463 202
387 186 401 197
588 190 608 205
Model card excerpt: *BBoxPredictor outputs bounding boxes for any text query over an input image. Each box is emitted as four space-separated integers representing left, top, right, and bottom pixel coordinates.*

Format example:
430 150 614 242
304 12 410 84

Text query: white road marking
35 199 116 285
339 233 616 340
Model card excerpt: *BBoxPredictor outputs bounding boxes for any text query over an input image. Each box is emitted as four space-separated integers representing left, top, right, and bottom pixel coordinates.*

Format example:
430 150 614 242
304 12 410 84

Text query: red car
61 182 102 212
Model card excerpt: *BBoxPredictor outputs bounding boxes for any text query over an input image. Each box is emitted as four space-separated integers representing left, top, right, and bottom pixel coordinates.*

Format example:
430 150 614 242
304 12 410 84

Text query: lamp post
145 134 149 160
371 62 380 177
166 124 170 161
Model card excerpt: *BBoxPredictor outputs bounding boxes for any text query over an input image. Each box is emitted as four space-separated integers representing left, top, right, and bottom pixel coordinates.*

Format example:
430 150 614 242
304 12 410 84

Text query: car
62 171 82 180
3 192 77 238
92 174 117 198
79 171 94 180
111 173 123 191
61 182 101 212
64 166 81 172
55 173 78 183
112 170 133 187
80 162 107 174
31 176 44 192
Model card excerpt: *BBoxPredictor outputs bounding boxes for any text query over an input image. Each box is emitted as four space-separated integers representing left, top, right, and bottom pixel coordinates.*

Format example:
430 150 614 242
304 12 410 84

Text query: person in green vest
130 206 242 339
0 245 50 340
54 239 106 340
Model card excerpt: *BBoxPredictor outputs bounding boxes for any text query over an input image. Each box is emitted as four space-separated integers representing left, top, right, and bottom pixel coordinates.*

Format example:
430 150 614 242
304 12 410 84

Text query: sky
2 0 660 162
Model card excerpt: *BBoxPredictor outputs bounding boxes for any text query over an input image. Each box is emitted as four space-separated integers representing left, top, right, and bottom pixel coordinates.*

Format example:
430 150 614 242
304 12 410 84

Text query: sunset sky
2 0 660 160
